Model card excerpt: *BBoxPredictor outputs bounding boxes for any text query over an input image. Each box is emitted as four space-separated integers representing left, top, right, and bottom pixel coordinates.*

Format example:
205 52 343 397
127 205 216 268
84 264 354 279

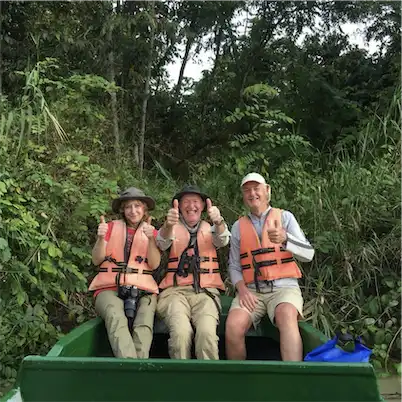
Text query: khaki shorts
229 286 304 327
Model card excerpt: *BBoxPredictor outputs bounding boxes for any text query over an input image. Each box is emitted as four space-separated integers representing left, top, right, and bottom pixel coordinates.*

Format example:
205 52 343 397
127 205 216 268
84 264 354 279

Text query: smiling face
121 199 147 227
241 181 270 214
179 194 204 227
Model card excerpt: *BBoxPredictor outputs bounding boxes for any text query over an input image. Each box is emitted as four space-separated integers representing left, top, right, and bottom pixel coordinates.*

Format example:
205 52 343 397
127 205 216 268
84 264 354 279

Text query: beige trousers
94 290 157 359
156 285 221 360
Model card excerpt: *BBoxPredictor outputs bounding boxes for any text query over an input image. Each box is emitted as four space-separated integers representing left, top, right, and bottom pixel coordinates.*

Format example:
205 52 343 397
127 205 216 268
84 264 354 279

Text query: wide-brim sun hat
172 184 209 210
112 187 156 213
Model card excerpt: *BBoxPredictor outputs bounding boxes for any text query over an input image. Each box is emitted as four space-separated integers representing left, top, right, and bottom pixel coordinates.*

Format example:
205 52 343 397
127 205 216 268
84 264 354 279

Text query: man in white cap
225 172 314 361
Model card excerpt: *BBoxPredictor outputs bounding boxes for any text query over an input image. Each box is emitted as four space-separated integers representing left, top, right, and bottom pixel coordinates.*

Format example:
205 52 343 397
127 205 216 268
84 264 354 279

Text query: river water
378 375 401 401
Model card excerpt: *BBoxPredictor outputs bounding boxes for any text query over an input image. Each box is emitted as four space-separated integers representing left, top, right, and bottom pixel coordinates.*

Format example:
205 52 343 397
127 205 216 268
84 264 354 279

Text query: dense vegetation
0 0 400 394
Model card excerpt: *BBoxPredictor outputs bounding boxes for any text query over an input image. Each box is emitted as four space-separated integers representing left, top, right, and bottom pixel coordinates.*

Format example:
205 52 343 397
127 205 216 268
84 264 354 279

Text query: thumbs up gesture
206 198 223 225
97 215 109 239
267 219 287 244
166 199 180 228
142 216 155 239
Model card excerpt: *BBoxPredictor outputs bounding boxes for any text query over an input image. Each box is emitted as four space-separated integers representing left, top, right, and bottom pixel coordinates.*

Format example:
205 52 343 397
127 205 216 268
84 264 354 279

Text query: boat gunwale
24 354 377 374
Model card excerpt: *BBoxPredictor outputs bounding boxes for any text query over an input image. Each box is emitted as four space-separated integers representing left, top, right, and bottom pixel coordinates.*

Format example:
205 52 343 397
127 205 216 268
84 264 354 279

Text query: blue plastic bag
304 333 372 363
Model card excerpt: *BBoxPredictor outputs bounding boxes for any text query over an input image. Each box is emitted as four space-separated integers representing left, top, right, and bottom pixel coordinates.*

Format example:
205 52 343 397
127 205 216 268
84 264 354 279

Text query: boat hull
1 295 383 402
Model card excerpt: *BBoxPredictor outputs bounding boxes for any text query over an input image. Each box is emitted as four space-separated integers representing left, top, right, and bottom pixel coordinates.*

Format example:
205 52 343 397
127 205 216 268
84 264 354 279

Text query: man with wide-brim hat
156 184 230 360
225 172 314 362
88 186 161 359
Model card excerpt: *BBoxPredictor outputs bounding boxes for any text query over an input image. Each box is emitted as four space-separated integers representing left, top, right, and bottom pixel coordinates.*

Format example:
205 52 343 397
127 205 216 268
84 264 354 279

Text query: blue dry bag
304 332 372 363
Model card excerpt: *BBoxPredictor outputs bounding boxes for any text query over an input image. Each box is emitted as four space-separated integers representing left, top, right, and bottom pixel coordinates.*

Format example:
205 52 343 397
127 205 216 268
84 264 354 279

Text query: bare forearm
147 238 161 269
235 280 247 293
92 238 106 266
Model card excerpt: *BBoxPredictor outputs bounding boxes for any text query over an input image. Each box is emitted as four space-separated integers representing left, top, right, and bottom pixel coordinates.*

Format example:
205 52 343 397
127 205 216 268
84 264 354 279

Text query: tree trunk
201 26 223 118
139 0 155 177
174 35 194 99
0 0 3 98
108 17 120 159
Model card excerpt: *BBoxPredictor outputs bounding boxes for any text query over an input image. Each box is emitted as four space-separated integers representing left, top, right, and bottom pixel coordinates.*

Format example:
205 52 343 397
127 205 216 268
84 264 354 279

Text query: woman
88 187 161 359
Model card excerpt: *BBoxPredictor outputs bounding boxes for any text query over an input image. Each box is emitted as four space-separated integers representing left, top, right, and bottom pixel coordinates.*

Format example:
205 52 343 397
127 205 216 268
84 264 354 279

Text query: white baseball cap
240 172 267 187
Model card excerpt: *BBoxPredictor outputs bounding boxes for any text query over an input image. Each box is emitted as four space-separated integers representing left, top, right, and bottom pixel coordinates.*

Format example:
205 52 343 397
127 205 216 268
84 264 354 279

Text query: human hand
97 215 108 239
165 199 179 228
238 286 259 313
142 216 155 239
206 198 223 225
267 219 287 244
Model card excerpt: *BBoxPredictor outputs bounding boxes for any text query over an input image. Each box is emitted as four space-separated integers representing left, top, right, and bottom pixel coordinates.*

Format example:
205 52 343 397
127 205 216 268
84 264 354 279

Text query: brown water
379 375 401 401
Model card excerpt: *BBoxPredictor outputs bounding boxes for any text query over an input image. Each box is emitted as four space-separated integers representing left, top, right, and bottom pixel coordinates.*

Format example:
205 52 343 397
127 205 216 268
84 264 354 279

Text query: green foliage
0 70 122 395
198 85 401 372
1 1 401 394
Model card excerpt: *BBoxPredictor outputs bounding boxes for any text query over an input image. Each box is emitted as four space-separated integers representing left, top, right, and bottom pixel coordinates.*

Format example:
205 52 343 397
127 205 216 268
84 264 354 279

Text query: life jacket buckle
135 255 144 263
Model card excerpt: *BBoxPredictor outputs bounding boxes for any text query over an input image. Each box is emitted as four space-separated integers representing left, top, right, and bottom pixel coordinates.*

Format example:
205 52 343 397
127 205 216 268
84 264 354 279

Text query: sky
165 20 381 88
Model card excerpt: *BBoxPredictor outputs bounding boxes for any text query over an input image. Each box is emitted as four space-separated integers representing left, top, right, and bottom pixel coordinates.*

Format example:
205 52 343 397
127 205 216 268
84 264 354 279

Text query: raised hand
166 199 180 228
97 215 109 239
142 216 156 239
206 198 223 225
267 219 287 244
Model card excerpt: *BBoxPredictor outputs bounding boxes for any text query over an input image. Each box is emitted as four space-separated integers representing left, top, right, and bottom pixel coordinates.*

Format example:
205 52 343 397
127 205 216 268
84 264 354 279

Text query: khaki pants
229 286 304 327
95 290 157 359
157 285 221 360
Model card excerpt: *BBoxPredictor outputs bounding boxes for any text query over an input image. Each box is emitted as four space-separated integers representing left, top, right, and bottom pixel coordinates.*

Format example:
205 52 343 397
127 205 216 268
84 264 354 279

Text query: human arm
156 199 179 251
206 198 231 248
282 211 315 262
147 230 161 270
91 217 110 266
211 221 231 248
228 221 258 312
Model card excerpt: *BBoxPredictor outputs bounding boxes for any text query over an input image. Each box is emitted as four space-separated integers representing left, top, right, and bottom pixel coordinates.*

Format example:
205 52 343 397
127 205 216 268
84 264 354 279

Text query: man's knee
225 309 251 341
169 315 193 341
275 302 298 328
195 317 218 340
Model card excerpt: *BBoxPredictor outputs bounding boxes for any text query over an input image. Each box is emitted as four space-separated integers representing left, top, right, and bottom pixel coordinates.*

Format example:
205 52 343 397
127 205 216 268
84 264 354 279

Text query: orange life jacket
239 208 302 287
88 219 159 294
159 220 225 291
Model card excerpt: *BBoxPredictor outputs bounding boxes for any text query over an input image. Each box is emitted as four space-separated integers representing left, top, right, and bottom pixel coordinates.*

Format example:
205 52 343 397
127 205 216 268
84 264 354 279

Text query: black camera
118 285 139 319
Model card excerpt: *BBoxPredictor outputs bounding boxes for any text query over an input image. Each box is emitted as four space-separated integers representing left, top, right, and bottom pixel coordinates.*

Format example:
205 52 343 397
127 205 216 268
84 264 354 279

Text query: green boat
2 295 382 402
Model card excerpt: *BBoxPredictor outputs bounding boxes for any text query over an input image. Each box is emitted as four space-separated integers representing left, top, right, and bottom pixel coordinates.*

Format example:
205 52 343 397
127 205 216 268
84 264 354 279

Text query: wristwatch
215 217 225 226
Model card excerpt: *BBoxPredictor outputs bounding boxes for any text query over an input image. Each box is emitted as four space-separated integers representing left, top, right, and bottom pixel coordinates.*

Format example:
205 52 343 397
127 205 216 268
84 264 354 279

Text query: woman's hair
119 199 149 224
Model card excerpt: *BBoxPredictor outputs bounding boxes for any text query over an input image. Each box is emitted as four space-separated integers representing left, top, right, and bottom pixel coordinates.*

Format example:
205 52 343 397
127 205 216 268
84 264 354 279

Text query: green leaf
368 298 379 315
365 318 376 326
1 247 11 262
48 244 58 258
58 290 68 304
374 330 385 344
0 237 8 250
41 261 56 274
17 292 25 306
40 242 49 250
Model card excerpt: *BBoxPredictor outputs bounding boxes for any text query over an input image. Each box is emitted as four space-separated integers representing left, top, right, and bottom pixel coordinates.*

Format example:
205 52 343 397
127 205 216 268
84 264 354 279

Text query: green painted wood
19 356 382 402
3 294 382 402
